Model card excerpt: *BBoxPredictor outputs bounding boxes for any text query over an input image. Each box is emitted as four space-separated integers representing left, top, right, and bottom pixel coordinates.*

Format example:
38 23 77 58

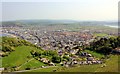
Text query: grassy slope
19 58 46 70
58 55 118 72
0 57 2 68
29 67 58 72
17 67 59 74
84 50 104 58
2 46 45 68
20 55 118 73
2 46 32 67
93 33 108 37
95 55 118 72
93 33 116 38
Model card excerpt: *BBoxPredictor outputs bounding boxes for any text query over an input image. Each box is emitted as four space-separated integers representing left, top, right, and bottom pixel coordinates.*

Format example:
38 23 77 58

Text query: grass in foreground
19 58 46 70
58 55 118 72
17 55 118 73
2 46 38 68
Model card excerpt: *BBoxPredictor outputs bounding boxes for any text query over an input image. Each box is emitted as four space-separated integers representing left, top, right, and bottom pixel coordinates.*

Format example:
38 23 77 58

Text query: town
2 26 94 53
1 21 120 73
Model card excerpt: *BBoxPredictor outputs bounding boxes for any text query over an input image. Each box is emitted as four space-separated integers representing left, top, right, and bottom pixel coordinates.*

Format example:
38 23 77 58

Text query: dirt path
17 58 34 69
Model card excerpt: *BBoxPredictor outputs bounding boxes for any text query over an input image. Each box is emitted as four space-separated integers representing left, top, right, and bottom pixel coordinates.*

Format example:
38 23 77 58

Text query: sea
104 24 119 28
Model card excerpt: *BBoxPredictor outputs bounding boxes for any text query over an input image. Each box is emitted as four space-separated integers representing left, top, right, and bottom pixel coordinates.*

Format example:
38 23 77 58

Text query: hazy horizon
1 0 119 21
1 19 118 22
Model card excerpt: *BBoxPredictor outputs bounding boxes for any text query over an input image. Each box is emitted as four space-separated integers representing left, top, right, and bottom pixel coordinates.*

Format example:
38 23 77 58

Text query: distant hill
1 19 117 27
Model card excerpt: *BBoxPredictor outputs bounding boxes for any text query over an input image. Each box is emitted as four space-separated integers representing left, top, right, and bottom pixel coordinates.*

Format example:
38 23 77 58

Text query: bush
62 55 70 61
25 67 31 70
43 50 58 56
52 55 61 63
97 46 112 55
27 55 33 59
2 44 15 52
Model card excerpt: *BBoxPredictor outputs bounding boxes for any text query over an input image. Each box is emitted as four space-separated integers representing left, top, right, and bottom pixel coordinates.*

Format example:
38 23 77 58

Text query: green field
93 33 108 37
28 66 59 72
93 33 116 38
58 55 118 72
84 50 104 58
2 46 45 68
19 58 46 70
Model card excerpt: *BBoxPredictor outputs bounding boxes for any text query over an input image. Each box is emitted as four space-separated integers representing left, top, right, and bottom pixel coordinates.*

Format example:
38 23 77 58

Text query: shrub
25 67 31 70
52 55 61 63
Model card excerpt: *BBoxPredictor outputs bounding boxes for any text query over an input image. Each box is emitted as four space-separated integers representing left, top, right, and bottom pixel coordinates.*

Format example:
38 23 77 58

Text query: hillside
1 36 120 73
1 37 62 72
2 46 47 71
1 20 117 27
58 55 118 72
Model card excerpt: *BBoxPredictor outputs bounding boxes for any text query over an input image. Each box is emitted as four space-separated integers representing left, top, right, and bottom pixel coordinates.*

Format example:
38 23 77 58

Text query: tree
97 46 112 55
52 55 61 63
2 44 15 52
30 50 36 55
34 51 42 56
117 36 120 47
43 50 57 56
25 67 30 70
62 55 70 61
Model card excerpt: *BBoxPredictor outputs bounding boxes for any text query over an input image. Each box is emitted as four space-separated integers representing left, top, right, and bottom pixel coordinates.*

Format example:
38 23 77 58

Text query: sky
0 0 120 21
